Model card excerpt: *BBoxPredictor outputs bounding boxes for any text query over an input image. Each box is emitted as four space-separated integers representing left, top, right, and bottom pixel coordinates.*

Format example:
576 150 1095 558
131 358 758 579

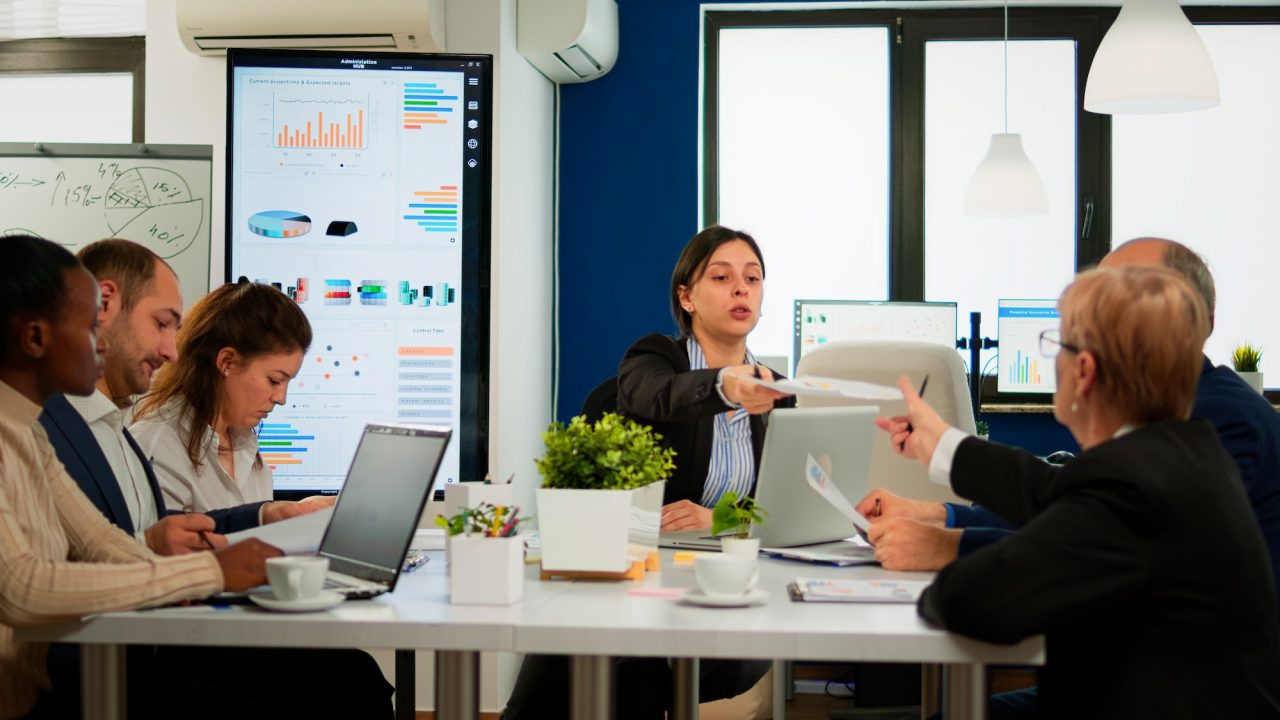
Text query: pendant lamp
1084 0 1218 115
963 0 1048 217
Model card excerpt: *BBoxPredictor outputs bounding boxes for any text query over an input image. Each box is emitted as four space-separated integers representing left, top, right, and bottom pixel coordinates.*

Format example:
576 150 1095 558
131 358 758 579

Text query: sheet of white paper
745 375 902 401
224 506 334 555
804 454 871 533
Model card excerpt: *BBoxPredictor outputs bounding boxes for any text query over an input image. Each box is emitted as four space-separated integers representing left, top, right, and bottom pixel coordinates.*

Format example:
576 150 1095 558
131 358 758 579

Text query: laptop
660 406 877 550
215 423 451 602
316 423 451 598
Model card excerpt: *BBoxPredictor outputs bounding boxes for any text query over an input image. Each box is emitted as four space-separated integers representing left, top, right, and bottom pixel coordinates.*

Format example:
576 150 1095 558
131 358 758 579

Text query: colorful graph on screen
403 186 458 234
403 82 457 129
248 210 312 238
273 95 368 149
257 421 314 469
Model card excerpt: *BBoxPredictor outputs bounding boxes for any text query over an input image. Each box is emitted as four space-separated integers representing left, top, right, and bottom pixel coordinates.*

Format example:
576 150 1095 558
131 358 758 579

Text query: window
0 38 145 143
1112 24 1280 381
714 25 891 359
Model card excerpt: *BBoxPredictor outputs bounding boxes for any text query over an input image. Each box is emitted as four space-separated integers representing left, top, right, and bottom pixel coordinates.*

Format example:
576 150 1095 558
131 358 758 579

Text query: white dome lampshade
1084 0 1219 114
963 133 1049 217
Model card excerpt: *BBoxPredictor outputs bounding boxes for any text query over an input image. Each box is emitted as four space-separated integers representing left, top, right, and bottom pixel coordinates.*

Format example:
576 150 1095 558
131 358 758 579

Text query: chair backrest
795 340 973 504
579 375 619 423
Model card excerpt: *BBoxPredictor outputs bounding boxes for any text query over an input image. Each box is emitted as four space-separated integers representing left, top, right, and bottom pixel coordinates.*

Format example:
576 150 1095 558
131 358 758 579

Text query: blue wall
558 0 712 419
556 0 1080 457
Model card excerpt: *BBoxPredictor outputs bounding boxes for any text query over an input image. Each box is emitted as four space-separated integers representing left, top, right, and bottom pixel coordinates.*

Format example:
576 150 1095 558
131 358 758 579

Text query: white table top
16 550 1044 667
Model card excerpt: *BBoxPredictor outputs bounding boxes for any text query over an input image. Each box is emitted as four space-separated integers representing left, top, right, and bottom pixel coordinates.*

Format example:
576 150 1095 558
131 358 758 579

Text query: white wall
145 0 555 711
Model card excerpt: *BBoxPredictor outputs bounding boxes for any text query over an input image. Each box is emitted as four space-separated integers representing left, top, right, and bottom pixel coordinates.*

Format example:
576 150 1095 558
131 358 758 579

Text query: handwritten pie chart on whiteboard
103 167 204 259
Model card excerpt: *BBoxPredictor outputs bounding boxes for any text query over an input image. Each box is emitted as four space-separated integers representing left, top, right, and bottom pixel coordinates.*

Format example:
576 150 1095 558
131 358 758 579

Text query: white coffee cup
266 556 329 602
694 554 758 597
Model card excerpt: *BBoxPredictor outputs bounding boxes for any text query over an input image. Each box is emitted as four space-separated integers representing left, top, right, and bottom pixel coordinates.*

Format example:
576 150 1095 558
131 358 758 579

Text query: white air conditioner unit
176 0 446 56
518 0 618 84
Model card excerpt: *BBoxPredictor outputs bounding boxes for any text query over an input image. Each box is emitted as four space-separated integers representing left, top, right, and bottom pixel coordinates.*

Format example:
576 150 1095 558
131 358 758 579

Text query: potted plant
711 491 768 558
437 503 526 605
535 413 675 575
975 420 990 440
1232 343 1264 395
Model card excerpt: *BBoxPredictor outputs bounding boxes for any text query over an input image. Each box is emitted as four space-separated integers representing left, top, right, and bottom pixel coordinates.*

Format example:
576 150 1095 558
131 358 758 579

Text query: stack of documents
787 577 930 603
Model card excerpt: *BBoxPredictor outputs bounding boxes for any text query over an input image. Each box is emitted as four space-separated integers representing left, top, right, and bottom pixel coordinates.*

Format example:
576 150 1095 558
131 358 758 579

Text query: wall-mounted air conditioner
176 0 446 56
518 0 618 84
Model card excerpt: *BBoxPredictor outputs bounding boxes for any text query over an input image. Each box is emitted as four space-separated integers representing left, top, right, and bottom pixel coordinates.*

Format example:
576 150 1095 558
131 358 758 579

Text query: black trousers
502 654 770 720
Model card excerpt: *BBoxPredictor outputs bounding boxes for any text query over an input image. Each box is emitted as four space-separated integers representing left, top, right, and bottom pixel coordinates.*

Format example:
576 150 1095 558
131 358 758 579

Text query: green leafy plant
536 413 676 490
435 502 527 537
1232 343 1263 373
975 420 990 437
710 491 768 539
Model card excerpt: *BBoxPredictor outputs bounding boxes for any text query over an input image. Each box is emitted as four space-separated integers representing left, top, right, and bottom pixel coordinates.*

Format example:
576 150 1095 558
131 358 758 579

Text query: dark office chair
579 375 618 422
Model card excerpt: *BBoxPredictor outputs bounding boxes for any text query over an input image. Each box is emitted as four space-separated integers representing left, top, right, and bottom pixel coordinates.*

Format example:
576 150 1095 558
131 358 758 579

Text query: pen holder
444 482 515 524
447 535 524 605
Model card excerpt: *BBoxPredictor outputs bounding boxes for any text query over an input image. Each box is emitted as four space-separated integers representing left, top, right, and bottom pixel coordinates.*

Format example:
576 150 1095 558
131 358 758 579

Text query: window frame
0 37 145 142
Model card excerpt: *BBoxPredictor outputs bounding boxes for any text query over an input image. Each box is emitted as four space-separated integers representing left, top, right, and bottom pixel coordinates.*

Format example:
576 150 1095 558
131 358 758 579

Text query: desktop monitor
997 299 1059 394
794 300 958 369
225 49 491 499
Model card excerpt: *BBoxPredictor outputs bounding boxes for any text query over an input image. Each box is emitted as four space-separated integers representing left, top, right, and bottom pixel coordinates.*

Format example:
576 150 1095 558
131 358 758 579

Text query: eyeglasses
1039 329 1083 359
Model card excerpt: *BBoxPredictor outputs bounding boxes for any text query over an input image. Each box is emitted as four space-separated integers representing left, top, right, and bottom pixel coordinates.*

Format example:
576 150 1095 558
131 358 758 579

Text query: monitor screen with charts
794 300 957 368
225 49 491 499
997 299 1060 394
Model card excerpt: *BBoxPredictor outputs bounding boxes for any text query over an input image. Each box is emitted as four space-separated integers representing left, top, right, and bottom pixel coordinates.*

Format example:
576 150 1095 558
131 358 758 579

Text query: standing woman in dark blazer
618 224 794 531
878 265 1280 719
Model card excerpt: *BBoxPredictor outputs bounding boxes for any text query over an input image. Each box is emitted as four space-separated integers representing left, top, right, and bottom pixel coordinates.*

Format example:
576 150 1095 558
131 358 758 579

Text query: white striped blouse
686 337 757 508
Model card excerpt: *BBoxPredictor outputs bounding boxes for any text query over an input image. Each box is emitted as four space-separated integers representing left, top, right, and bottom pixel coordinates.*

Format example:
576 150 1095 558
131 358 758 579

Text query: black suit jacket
920 420 1280 719
617 333 796 506
39 394 264 535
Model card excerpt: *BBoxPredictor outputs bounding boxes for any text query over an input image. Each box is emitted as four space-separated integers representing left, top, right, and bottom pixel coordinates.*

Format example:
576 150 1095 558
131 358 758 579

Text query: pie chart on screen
248 210 312 238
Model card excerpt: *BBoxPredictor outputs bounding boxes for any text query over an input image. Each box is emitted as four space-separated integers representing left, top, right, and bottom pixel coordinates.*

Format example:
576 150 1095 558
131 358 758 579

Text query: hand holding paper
744 374 903 401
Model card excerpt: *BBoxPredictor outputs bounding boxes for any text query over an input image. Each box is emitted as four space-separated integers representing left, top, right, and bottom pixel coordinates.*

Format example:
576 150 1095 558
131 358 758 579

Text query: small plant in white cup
712 491 768 558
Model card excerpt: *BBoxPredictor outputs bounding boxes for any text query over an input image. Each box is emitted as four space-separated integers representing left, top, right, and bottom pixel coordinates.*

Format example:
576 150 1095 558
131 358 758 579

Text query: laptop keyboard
323 571 386 599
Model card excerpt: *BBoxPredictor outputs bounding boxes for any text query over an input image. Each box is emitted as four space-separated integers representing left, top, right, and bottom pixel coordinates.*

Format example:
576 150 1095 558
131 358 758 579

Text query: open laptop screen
320 424 449 580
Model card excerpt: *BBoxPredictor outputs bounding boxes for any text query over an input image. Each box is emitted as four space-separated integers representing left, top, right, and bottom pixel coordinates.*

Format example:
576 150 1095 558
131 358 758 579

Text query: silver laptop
317 423 451 598
660 406 877 550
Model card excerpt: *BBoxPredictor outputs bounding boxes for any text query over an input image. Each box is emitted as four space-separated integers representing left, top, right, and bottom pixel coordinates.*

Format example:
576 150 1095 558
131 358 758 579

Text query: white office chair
794 340 974 505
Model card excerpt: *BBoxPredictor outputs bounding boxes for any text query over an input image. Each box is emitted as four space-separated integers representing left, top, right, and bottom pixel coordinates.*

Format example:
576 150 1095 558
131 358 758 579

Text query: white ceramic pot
1236 370 1265 395
535 480 665 574
719 535 760 559
447 534 524 605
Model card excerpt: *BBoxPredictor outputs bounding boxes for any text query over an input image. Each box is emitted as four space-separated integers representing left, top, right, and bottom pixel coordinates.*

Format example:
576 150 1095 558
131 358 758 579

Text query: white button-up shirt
66 390 158 541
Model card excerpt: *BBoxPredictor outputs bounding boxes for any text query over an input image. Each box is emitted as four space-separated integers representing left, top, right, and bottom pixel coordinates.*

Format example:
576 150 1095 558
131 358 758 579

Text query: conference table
16 548 1044 720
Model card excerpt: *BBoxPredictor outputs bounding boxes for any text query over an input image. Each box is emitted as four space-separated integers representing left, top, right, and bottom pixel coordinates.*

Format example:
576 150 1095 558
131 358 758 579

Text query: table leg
396 649 416 720
671 657 699 720
570 655 613 720
81 644 125 720
434 650 479 720
921 663 942 718
942 664 987 720
771 659 787 720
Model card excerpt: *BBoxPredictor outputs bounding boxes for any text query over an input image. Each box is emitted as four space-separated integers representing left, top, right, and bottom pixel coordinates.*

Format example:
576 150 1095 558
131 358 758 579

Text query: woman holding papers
879 265 1280 719
617 224 793 532
132 280 332 520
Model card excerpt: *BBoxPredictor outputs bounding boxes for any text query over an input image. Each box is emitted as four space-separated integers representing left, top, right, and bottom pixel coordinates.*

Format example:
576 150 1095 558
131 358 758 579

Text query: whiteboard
0 143 213 305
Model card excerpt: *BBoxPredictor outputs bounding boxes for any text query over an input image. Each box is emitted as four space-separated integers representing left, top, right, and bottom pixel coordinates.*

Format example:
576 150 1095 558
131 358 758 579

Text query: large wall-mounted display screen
226 49 490 497
996 299 1058 395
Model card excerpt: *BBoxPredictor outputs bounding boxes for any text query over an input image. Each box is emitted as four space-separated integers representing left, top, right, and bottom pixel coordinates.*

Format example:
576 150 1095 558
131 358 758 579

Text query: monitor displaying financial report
225 49 491 498
794 300 958 367
997 299 1059 394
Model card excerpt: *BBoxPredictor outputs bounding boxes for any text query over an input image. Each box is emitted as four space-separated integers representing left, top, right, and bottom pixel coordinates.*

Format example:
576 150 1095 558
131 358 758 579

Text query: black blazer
39 394 264 535
920 420 1280 719
616 333 796 506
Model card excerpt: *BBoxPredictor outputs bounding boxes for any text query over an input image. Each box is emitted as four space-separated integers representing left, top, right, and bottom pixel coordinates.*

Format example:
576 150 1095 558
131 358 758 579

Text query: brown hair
1059 265 1209 424
669 225 765 337
135 281 313 468
76 239 173 312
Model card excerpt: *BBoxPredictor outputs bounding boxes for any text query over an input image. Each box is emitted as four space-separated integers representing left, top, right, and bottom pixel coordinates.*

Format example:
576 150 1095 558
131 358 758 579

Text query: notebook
217 422 451 602
660 405 878 551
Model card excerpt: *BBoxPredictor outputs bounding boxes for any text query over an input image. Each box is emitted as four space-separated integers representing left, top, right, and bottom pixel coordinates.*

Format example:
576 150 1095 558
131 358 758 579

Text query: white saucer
682 588 769 608
249 590 345 612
